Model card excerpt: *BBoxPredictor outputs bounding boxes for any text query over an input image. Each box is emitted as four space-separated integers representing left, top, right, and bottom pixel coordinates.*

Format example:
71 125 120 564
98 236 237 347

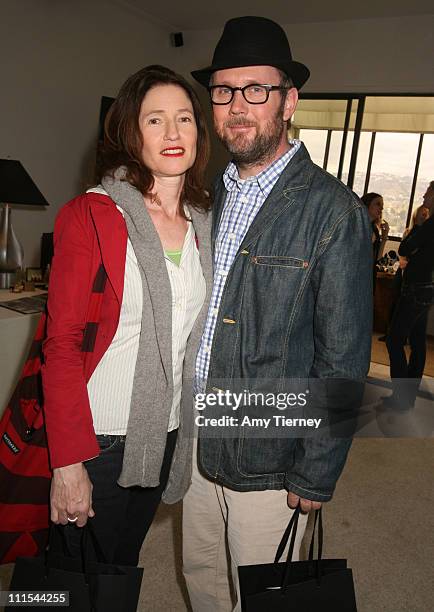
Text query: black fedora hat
191 16 310 90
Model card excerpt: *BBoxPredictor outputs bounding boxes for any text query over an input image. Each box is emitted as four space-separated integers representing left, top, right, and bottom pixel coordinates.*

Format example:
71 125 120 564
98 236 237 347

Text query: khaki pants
182 448 308 612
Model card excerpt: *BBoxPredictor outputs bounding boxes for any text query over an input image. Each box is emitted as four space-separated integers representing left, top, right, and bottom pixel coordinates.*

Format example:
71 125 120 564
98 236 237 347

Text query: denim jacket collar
213 143 312 255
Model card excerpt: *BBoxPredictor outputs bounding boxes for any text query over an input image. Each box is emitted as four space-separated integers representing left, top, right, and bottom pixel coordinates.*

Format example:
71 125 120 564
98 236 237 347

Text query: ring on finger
67 516 78 523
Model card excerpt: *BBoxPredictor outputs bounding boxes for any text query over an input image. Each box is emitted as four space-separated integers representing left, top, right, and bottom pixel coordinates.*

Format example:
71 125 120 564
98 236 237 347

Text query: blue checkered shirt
195 140 302 392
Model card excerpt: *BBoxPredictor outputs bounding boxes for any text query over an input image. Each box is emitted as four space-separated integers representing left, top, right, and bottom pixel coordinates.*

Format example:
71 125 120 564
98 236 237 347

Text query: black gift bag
6 523 143 611
238 506 357 611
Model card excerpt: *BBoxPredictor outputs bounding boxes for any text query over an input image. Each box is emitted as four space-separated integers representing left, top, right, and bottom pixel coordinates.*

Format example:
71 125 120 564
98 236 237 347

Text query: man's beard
215 109 286 167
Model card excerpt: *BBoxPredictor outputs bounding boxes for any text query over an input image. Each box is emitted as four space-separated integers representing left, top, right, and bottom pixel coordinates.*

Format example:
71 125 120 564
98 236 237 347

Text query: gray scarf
102 169 174 488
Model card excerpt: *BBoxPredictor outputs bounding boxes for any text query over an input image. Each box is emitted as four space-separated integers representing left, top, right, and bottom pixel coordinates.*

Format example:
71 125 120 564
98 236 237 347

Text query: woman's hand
51 462 95 527
380 219 389 239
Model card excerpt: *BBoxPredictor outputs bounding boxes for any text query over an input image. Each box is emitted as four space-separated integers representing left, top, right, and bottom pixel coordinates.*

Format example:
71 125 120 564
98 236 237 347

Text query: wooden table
373 272 399 333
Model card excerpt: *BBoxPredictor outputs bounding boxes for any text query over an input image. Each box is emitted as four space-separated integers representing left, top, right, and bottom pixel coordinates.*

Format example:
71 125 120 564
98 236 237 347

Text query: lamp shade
0 159 49 206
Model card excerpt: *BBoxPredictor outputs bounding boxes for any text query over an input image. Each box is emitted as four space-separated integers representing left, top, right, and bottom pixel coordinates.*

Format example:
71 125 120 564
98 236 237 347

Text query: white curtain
293 97 434 133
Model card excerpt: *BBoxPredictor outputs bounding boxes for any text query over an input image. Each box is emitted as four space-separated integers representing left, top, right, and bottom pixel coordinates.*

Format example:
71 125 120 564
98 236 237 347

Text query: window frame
297 92 434 240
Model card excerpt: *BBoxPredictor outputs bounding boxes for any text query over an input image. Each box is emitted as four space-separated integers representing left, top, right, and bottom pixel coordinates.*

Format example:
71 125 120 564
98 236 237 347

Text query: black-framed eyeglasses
208 84 289 105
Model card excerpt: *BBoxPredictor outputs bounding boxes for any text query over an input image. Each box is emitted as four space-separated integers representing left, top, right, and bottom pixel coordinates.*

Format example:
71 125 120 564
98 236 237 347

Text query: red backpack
0 264 107 564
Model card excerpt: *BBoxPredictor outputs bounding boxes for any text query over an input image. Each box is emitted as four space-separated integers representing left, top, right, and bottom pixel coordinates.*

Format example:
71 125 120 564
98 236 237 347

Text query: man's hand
287 491 322 513
51 462 94 527
399 256 408 269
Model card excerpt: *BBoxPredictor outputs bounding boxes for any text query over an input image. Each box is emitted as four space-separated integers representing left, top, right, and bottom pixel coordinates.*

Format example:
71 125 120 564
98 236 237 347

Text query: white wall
0 0 183 266
181 14 434 93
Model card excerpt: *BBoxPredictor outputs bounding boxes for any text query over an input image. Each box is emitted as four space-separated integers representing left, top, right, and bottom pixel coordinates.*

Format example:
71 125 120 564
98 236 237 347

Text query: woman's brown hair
360 192 382 208
96 64 210 213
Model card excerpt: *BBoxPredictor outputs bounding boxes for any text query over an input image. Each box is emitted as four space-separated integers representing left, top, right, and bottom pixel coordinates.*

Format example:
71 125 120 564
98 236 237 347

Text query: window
351 132 372 196
327 130 344 176
297 129 328 167
367 132 420 236
293 94 434 238
414 134 434 207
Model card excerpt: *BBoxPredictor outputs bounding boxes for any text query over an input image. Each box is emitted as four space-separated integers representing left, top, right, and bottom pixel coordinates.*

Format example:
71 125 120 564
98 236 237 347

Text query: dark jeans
386 291 431 404
51 429 178 566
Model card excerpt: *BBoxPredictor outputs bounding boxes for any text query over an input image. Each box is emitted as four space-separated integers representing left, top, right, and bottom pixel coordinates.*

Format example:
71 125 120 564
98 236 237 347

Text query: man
184 16 372 611
383 181 434 410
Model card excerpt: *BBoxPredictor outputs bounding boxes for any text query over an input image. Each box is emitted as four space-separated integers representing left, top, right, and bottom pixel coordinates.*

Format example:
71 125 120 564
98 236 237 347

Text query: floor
1 353 433 611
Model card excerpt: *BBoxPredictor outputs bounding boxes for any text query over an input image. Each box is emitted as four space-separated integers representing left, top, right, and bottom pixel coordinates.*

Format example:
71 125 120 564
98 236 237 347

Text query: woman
41 65 212 566
399 205 430 271
402 204 430 241
361 192 389 261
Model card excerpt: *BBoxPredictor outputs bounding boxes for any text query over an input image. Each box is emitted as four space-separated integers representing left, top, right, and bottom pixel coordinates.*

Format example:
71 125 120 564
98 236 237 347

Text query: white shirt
166 221 206 430
195 141 301 391
86 191 205 434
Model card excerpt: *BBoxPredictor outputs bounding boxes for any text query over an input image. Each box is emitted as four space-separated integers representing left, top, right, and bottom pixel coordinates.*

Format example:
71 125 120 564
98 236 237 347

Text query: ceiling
121 0 434 30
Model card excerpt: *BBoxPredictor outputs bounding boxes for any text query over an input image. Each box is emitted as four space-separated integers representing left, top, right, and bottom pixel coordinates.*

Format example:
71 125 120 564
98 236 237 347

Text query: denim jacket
198 144 373 502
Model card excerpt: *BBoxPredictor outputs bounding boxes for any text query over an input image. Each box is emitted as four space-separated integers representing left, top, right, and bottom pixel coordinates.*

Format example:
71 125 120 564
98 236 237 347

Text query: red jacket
42 193 128 468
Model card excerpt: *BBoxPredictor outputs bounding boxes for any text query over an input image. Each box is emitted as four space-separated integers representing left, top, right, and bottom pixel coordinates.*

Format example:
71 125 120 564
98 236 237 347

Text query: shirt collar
222 140 301 197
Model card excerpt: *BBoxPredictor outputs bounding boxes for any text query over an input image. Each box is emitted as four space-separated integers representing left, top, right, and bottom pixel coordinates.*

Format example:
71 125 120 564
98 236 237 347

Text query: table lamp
0 159 49 288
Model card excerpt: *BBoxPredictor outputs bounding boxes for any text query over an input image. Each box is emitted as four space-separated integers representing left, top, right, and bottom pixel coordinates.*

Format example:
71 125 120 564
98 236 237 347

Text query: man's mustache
224 119 257 129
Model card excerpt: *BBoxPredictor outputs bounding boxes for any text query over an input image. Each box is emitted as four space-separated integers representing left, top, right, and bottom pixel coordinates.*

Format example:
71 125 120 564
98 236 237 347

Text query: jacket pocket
236 437 296 477
251 256 308 269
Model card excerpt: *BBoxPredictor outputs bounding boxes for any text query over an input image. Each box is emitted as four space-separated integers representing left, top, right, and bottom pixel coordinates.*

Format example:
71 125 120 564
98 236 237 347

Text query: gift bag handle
46 523 74 565
80 519 109 575
274 505 324 590
274 504 301 564
308 507 323 562
45 520 108 580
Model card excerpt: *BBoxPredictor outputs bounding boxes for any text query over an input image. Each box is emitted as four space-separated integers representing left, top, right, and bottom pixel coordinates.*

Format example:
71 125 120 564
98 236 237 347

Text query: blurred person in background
377 205 431 343
402 204 430 243
361 192 390 292
381 182 434 410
